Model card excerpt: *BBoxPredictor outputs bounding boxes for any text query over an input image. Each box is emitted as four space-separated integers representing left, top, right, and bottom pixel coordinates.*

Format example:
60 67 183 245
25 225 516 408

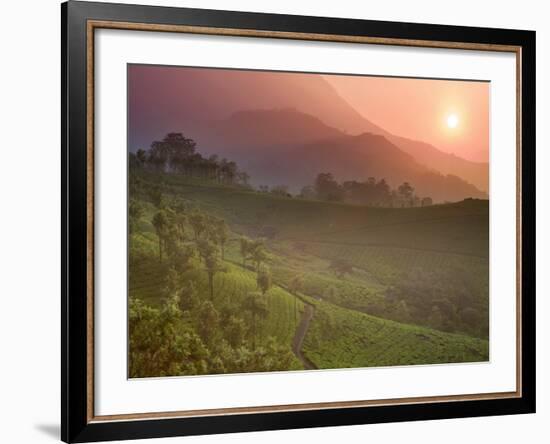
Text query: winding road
291 302 317 370
227 258 317 370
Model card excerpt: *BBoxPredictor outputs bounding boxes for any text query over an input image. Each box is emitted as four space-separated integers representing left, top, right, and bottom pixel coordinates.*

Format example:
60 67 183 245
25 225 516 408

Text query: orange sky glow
324 75 490 163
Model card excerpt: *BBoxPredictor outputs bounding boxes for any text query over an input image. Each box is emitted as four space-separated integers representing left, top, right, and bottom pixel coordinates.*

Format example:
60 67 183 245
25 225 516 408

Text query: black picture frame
62 1 536 442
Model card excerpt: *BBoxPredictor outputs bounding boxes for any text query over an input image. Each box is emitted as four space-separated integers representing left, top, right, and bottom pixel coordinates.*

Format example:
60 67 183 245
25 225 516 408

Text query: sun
446 114 459 129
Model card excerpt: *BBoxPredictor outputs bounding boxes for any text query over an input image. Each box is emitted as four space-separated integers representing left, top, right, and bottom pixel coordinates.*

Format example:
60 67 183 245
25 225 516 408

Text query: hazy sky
128 64 489 163
324 75 489 162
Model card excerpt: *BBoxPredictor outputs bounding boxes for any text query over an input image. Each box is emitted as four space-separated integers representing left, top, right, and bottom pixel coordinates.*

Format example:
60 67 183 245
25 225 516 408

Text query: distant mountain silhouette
197 109 486 202
203 108 343 153
129 67 365 149
376 133 488 193
129 66 488 194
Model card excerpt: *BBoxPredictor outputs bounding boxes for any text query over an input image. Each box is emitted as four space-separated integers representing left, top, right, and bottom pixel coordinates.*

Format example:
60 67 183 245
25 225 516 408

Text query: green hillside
152 172 488 258
302 297 488 369
130 256 303 348
128 171 489 377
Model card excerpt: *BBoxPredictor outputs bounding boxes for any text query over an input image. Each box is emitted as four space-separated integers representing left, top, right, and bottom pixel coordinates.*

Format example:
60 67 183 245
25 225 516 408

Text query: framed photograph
61 1 535 442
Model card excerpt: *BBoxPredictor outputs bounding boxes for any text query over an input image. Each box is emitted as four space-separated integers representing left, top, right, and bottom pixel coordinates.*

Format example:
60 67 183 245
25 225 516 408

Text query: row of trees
299 172 433 208
134 194 231 301
381 268 488 338
131 134 434 209
130 132 250 187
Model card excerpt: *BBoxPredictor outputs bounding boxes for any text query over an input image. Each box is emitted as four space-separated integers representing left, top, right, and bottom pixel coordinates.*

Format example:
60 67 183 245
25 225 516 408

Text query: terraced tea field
129 174 489 376
301 298 488 369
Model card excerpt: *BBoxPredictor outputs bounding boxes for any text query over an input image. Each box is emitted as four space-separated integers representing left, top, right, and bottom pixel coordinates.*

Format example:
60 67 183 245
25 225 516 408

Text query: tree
375 179 391 206
136 148 147 166
248 239 268 271
329 258 353 278
148 186 164 208
239 237 251 267
299 185 316 200
197 238 216 263
163 267 181 300
225 315 246 348
383 267 487 337
138 132 250 187
224 160 238 185
129 296 209 377
166 240 195 273
165 205 187 243
150 132 197 173
198 240 226 300
188 210 206 240
197 300 219 344
152 210 169 262
256 266 272 296
342 180 366 204
315 172 343 201
206 154 220 181
218 158 228 183
212 218 229 259
128 199 144 234
237 171 250 187
242 292 268 350
398 182 414 207
204 252 226 300
178 280 198 311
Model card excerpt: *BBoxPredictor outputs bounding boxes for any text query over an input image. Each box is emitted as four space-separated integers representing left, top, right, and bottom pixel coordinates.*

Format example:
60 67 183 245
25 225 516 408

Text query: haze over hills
196 109 486 202
128 66 489 199
128 67 371 146
201 108 343 151
384 134 489 193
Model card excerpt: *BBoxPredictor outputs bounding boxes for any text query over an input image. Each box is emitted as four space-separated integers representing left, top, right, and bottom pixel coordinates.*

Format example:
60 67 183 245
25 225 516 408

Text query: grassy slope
154 174 488 258
132 174 489 369
302 297 488 369
129 228 304 357
161 177 488 316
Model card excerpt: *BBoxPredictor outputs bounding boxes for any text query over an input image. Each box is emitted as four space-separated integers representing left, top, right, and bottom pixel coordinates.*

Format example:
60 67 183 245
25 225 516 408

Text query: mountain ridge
128 66 489 194
196 108 487 202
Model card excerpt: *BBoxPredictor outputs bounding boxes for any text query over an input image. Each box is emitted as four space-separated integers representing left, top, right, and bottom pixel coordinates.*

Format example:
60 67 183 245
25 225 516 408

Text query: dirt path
225 258 317 369
292 302 317 370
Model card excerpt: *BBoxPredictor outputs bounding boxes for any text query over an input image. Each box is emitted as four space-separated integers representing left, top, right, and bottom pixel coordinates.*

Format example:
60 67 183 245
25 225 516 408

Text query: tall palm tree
249 239 268 271
211 219 229 259
152 210 169 262
240 237 251 267
199 240 226 300
257 266 272 296
204 254 224 300
256 265 273 310
188 210 206 240
242 292 268 350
